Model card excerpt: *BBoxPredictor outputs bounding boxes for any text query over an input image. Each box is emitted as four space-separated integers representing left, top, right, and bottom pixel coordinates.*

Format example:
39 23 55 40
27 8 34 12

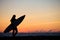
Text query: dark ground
0 32 60 40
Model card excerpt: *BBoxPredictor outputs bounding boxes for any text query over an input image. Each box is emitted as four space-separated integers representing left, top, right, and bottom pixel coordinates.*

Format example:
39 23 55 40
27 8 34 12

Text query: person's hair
13 15 16 17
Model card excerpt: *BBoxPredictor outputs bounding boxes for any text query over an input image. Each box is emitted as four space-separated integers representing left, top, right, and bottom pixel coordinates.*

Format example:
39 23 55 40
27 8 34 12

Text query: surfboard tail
4 29 8 33
4 29 11 33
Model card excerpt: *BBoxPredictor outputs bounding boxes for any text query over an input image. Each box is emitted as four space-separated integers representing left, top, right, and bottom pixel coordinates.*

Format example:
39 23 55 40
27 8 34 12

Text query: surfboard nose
23 15 25 17
22 15 25 18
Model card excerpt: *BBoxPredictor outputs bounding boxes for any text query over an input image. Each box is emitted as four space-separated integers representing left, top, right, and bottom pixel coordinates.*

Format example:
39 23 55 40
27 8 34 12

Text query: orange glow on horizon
0 19 60 33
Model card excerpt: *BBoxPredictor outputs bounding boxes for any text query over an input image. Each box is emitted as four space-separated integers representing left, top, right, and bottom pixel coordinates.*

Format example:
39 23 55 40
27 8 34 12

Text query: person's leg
13 29 15 37
12 27 18 37
15 27 18 35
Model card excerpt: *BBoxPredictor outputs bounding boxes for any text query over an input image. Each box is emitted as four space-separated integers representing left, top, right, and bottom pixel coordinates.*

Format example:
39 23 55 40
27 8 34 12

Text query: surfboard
4 15 25 33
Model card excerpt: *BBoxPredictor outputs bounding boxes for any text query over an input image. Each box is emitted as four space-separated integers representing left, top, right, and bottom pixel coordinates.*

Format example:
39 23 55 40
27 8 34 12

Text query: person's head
13 15 16 17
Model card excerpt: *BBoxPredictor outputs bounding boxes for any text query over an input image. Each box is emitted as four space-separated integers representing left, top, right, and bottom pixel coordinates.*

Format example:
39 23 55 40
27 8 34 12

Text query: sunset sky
0 0 60 33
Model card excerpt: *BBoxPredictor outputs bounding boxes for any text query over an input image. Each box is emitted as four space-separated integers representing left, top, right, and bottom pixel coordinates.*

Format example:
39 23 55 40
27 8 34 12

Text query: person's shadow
4 15 25 37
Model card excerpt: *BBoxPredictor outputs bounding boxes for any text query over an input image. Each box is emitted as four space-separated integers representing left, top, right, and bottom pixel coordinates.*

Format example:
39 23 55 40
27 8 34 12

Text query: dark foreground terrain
0 32 60 40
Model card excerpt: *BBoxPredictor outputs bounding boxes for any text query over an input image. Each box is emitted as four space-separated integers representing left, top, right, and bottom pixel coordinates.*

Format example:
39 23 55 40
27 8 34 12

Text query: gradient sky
0 0 60 33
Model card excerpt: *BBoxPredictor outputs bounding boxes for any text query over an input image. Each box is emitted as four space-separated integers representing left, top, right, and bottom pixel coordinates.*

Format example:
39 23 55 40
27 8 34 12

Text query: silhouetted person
10 15 18 37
